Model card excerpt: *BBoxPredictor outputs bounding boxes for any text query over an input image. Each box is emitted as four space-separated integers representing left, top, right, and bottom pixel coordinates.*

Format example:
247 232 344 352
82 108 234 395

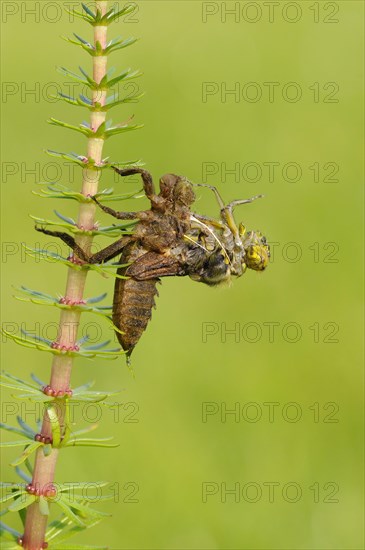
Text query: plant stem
22 3 109 548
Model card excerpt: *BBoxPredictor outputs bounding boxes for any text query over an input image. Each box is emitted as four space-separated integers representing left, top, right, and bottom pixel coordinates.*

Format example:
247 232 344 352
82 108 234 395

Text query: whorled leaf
7 493 36 512
46 513 105 549
64 437 119 449
14 286 112 312
39 496 50 516
31 214 136 237
10 441 43 467
56 89 144 111
13 286 126 339
0 426 34 441
65 2 136 30
0 520 21 542
22 245 131 278
0 371 40 393
33 179 144 203
57 66 142 92
15 466 32 484
1 370 121 406
0 488 27 505
48 116 143 140
2 329 125 360
63 34 138 57
57 494 111 521
46 405 61 447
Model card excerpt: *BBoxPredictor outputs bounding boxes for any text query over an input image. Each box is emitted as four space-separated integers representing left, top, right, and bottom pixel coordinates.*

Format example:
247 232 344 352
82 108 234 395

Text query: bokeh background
1 1 364 548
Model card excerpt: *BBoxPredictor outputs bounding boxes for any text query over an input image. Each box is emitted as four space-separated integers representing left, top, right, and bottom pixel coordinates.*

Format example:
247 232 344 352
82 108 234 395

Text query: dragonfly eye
173 180 195 207
245 244 270 271
243 231 270 271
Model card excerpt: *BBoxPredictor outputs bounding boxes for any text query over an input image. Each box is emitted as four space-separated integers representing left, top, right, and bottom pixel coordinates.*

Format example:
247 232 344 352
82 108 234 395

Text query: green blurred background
1 1 364 548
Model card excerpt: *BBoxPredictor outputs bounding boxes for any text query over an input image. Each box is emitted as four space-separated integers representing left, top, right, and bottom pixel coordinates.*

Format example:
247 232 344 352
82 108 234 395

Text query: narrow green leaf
1 482 26 490
104 37 138 55
68 424 98 437
8 493 35 512
54 211 76 225
10 441 42 466
65 438 119 448
48 118 90 137
107 69 142 88
64 8 94 24
57 67 89 86
61 496 110 519
46 514 72 541
45 405 61 447
30 373 45 386
44 150 89 168
18 505 27 527
101 93 144 110
23 458 33 476
0 520 21 539
55 498 87 527
58 482 109 493
39 496 50 516
17 416 36 437
43 443 53 457
0 490 24 504
15 466 32 484
1 440 35 448
46 517 104 546
74 33 92 47
104 124 143 138
81 3 96 19
0 424 33 439
78 66 95 86
1 371 39 390
60 399 71 447
69 393 108 404
12 393 53 403
73 381 95 393
104 4 136 24
0 382 39 394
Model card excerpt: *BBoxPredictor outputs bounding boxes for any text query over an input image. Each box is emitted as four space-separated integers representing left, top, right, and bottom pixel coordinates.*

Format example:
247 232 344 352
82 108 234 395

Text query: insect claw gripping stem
91 195 138 220
35 226 90 263
112 165 156 199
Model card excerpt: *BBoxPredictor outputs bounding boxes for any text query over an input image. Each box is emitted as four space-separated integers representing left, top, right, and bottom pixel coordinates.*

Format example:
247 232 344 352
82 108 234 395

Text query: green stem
22 3 109 548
